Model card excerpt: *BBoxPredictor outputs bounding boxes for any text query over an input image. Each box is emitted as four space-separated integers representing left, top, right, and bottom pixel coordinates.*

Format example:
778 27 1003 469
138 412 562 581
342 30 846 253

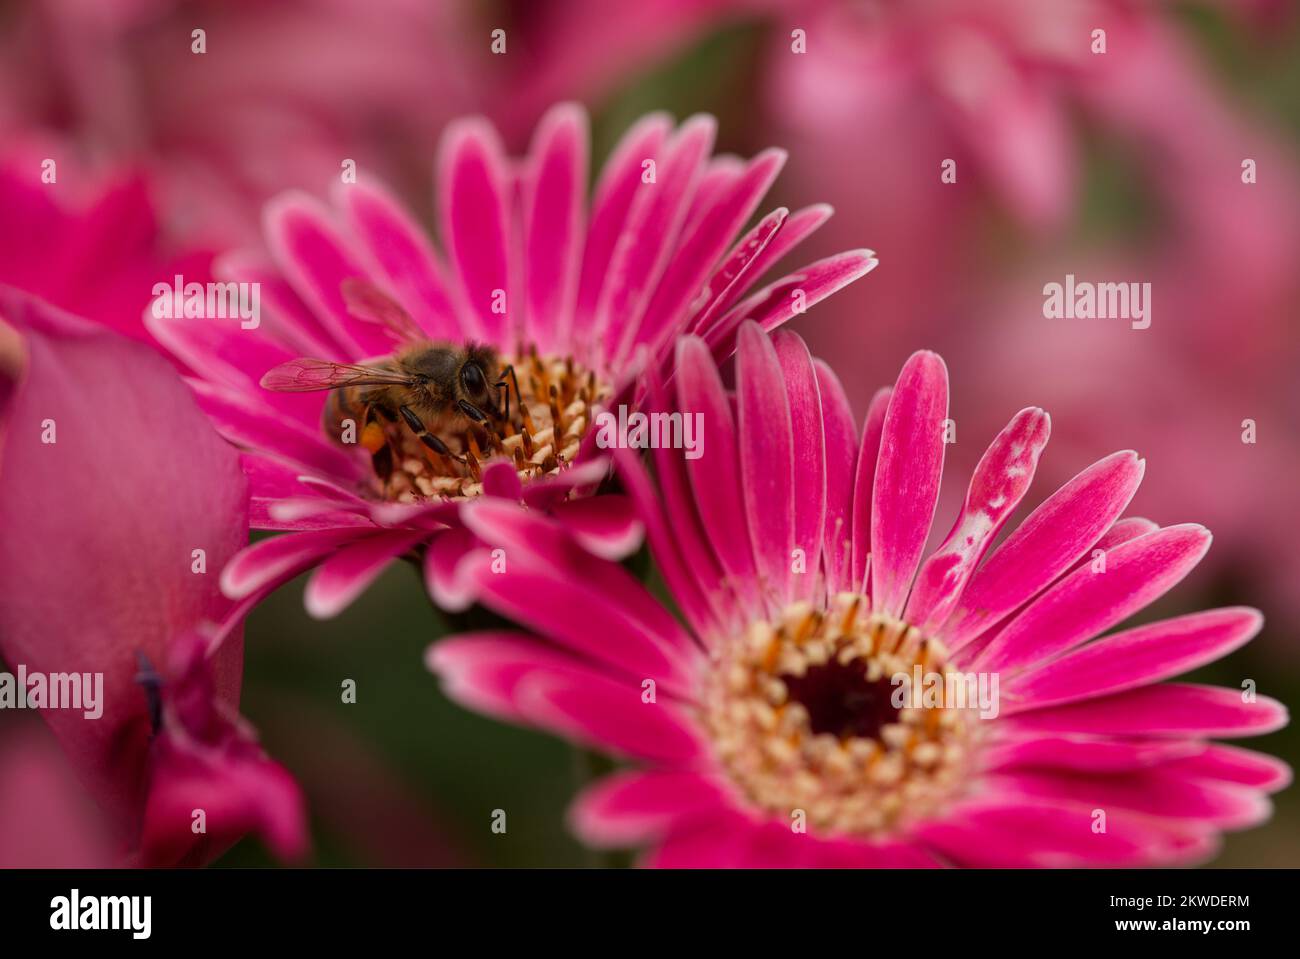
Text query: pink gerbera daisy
427 324 1289 867
148 103 874 618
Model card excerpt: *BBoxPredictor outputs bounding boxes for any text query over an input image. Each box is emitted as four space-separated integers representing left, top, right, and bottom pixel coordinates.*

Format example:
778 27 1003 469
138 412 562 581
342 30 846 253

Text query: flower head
428 324 1288 867
159 104 875 617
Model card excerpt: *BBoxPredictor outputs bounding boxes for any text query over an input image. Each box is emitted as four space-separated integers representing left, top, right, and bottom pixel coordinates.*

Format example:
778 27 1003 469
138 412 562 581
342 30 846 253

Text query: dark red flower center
782 662 900 740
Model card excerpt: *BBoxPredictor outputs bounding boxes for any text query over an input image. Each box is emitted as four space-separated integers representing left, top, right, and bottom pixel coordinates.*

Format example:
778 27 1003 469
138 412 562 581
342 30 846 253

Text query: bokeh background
1 0 1297 866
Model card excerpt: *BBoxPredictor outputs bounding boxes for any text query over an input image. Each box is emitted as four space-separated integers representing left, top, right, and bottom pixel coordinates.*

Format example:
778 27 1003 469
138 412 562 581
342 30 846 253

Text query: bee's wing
340 278 427 345
260 357 415 392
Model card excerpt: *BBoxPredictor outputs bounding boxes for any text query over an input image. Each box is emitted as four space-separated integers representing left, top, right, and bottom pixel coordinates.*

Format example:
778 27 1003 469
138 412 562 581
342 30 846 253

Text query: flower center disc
376 350 610 502
703 594 979 838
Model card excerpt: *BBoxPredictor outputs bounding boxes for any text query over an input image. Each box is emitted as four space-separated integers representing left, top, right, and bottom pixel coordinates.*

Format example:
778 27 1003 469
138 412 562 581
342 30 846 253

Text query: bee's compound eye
461 361 486 395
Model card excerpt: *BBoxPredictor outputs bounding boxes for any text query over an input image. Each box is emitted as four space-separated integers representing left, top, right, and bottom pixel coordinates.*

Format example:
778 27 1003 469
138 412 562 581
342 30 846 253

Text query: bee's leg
399 405 466 464
493 364 519 423
457 399 491 422
458 399 510 454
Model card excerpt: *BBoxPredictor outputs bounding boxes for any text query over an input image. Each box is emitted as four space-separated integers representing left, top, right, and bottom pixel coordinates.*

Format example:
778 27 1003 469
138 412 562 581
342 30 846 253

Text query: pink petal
689 208 787 338
850 387 891 593
1004 607 1263 711
427 631 607 724
602 115 716 364
520 456 610 509
220 527 367 601
1057 516 1161 580
637 148 786 356
738 820 819 868
612 442 723 640
574 112 672 337
815 359 859 596
522 103 588 353
1006 684 1288 738
365 498 452 529
515 670 705 765
941 451 1145 651
479 457 524 500
810 837 944 868
263 192 388 356
216 251 349 360
457 504 702 693
569 770 727 848
548 494 645 561
261 497 372 531
915 797 1214 868
645 811 759 868
974 524 1213 673
991 770 1271 830
1158 745 1292 792
675 335 758 606
422 526 485 613
710 204 834 320
239 452 323 502
438 118 515 344
254 469 369 515
871 351 949 616
736 322 795 606
704 249 878 362
188 378 368 485
683 157 744 231
463 498 693 654
144 309 320 427
141 729 307 866
335 179 463 341
302 529 429 619
773 331 826 604
634 380 734 632
983 735 1206 775
1091 516 1159 551
905 407 1050 631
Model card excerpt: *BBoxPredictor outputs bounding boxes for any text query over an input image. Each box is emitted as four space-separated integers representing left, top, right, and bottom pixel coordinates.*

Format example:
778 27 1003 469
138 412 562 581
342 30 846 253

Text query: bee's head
458 345 499 413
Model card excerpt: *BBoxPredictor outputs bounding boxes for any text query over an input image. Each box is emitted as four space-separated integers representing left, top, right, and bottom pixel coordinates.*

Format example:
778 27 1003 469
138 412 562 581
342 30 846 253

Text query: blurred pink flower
0 287 306 866
0 142 211 345
0 0 481 245
0 719 116 868
174 104 874 619
429 327 1288 867
488 0 778 141
765 0 1300 623
0 0 762 246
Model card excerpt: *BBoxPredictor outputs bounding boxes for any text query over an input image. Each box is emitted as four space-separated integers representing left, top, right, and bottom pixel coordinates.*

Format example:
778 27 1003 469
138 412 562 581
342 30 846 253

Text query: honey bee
260 279 518 478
